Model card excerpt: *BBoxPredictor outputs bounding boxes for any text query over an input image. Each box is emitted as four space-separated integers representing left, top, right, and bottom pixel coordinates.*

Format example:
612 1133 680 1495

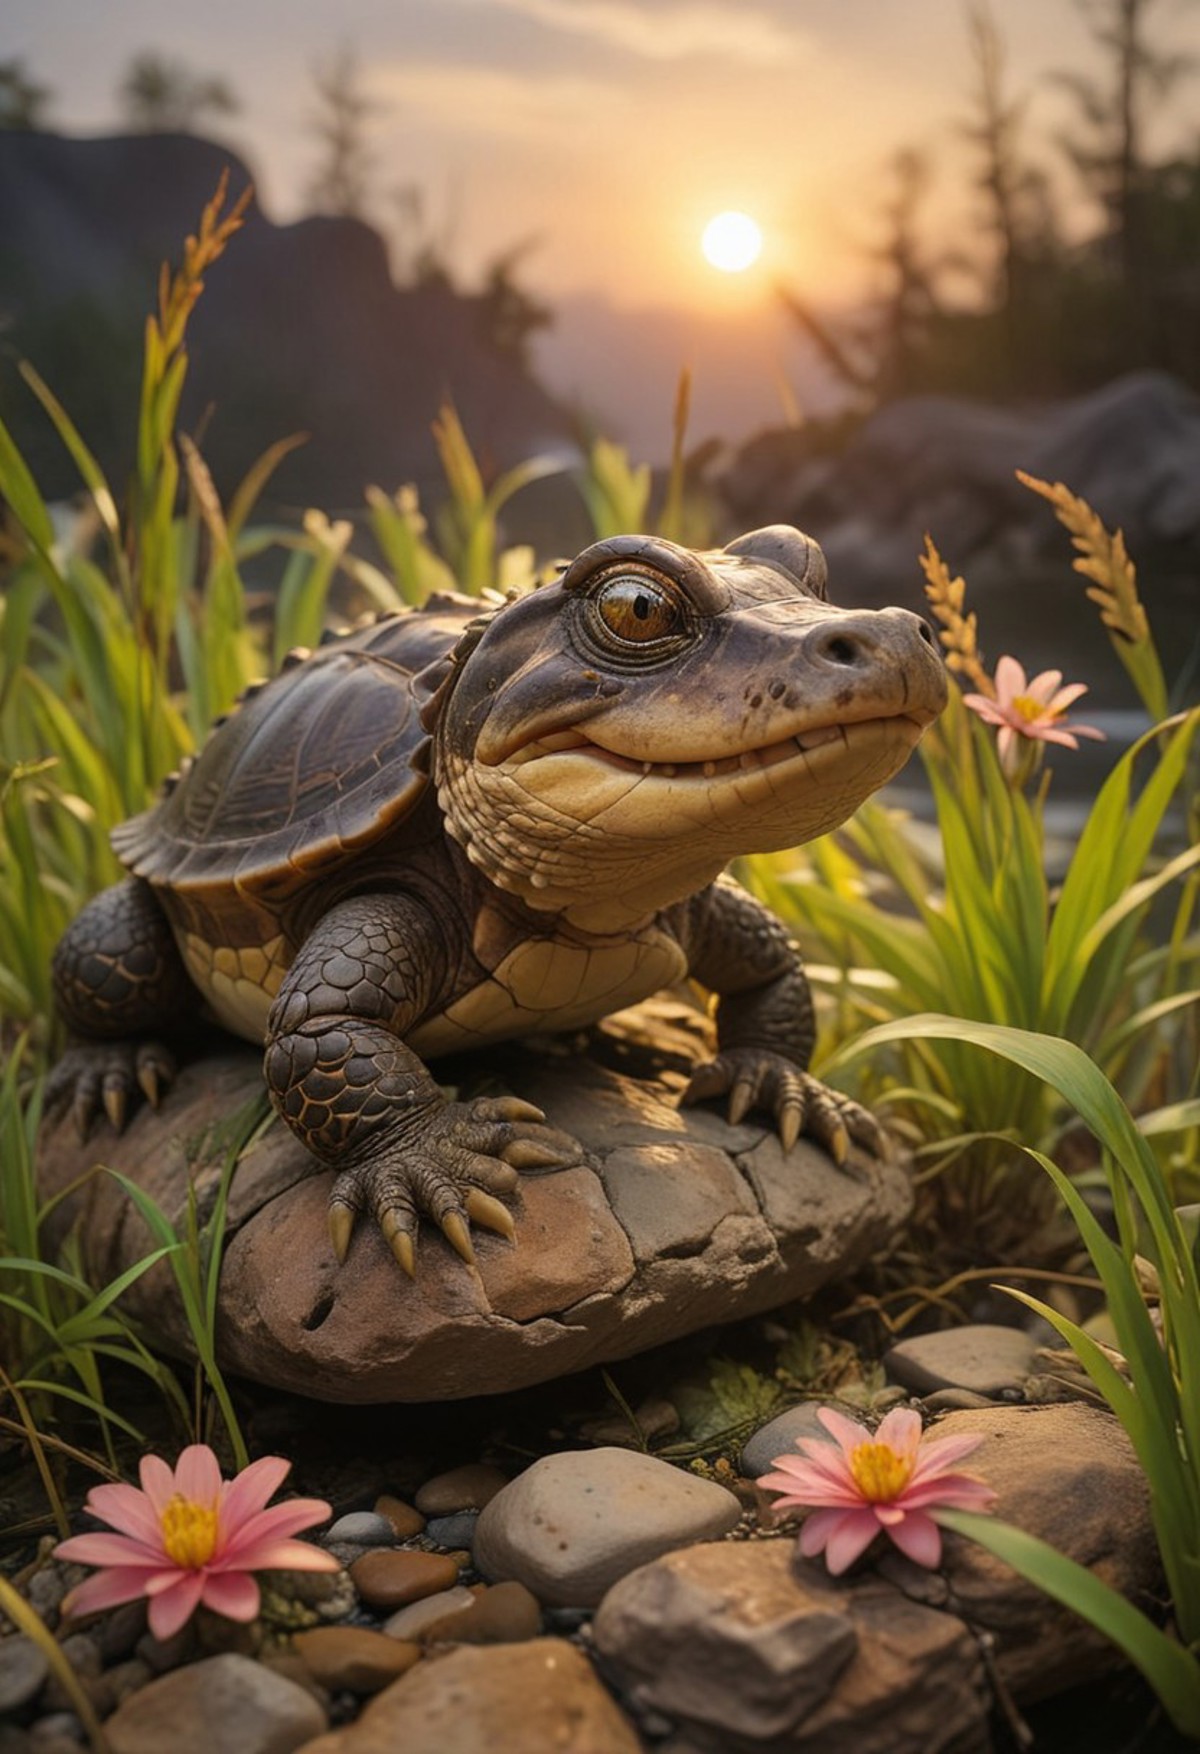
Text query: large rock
294 1639 641 1754
594 1404 1161 1751
102 1652 326 1754
37 1003 911 1402
593 1541 988 1754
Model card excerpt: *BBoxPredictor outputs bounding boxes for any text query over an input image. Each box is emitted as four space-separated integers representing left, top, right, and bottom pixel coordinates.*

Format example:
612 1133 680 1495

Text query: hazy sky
7 0 1200 317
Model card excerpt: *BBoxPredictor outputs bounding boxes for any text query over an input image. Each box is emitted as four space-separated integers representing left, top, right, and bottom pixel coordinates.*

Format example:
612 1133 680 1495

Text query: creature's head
429 526 947 930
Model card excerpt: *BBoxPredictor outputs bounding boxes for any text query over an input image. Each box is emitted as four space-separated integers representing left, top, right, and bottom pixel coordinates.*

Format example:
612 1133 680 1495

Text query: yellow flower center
1012 694 1053 725
160 1494 219 1568
849 1441 914 1502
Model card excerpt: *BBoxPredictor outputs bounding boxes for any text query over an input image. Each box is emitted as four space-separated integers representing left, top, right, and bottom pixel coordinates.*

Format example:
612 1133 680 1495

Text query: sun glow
701 210 763 273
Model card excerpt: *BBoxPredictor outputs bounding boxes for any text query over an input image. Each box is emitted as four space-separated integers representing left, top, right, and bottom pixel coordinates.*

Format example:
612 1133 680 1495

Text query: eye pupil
592 573 681 645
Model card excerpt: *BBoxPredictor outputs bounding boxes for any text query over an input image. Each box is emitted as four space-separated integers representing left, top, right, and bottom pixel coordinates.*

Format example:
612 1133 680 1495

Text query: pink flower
758 1406 997 1574
55 1445 339 1639
963 655 1105 777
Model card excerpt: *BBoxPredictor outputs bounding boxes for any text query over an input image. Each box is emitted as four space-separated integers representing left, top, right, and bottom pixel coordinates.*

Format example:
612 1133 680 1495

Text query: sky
8 0 1200 318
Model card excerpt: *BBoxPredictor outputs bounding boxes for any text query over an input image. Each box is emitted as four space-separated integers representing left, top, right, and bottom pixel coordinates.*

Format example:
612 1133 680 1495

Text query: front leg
675 877 884 1163
264 893 576 1276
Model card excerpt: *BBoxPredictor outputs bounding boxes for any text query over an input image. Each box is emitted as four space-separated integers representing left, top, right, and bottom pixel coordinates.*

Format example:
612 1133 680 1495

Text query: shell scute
111 598 483 894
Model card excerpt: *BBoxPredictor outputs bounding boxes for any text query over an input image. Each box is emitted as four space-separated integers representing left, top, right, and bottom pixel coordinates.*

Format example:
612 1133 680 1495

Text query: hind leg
48 878 194 1135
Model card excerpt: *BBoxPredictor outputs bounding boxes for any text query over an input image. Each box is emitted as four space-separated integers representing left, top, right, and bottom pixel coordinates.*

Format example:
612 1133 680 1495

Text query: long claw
502 1138 572 1170
441 1210 476 1265
328 1204 355 1264
380 1209 417 1277
477 1096 545 1125
103 1084 127 1133
779 1105 802 1153
827 1121 850 1166
727 1078 755 1127
137 1064 161 1109
466 1189 516 1240
72 1094 93 1142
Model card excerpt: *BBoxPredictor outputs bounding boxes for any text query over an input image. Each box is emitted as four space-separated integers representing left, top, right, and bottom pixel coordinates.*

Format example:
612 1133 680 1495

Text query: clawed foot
328 1094 582 1276
681 1048 886 1164
44 1039 177 1138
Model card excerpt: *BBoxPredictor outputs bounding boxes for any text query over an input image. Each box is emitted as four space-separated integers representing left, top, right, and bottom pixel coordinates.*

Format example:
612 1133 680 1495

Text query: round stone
349 1550 461 1611
421 1581 542 1646
324 1513 397 1548
373 1495 426 1539
415 1465 508 1515
0 1636 49 1713
474 1448 742 1608
740 1402 829 1481
423 1513 479 1551
884 1326 1039 1398
293 1627 421 1694
382 1586 476 1642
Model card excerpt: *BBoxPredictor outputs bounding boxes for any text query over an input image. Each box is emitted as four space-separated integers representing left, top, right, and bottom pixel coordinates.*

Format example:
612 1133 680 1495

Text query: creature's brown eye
594 574 681 643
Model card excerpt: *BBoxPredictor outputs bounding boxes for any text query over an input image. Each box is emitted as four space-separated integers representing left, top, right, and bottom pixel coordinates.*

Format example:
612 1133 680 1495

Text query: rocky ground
3 1007 1189 1751
1 1330 1186 1753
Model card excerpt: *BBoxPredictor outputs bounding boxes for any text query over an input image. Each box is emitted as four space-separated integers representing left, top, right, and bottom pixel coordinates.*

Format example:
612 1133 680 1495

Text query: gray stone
323 1513 396 1548
0 1637 49 1714
37 1010 910 1404
422 1512 479 1550
884 1324 1038 1397
102 1653 327 1754
291 1638 642 1754
474 1447 742 1608
740 1402 828 1481
593 1540 988 1753
27 1716 85 1750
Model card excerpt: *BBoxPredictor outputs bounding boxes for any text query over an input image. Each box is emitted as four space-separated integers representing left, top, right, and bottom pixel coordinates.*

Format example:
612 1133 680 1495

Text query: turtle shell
112 595 487 897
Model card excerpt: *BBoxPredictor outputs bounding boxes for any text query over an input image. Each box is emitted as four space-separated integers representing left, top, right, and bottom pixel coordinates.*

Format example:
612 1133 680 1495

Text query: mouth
503 713 930 781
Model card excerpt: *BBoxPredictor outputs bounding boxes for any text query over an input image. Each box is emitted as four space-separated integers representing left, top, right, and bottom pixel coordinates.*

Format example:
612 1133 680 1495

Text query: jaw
438 714 928 931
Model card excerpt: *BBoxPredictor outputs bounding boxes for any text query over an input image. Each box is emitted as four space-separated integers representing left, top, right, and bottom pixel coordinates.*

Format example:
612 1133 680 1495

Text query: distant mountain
532 292 845 464
0 131 572 512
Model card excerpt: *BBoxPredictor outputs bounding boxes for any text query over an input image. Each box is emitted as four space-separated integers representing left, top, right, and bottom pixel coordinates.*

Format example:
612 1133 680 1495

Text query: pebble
414 1464 508 1515
920 1388 996 1412
474 1448 742 1608
884 1324 1038 1398
24 1569 66 1626
95 1602 147 1664
421 1581 541 1646
372 1495 425 1539
292 1638 641 1754
323 1513 397 1549
740 1402 827 1481
28 1715 84 1750
105 1659 153 1706
134 1626 193 1675
293 1628 421 1694
0 1637 49 1714
381 1585 476 1642
100 1652 327 1754
349 1549 461 1611
422 1512 479 1551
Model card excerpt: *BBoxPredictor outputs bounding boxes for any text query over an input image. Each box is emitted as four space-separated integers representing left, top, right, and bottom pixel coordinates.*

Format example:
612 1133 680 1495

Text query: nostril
825 635 859 666
916 619 936 647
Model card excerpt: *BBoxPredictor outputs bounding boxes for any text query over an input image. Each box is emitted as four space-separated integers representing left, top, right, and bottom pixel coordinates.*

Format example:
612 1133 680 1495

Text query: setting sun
701 210 763 273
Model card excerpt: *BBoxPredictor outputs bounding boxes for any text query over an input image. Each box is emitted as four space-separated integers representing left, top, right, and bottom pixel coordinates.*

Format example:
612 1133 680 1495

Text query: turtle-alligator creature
48 525 947 1277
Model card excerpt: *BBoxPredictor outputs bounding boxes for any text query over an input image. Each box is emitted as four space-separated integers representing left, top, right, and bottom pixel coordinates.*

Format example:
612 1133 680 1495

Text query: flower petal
218 1499 335 1563
824 1509 882 1575
908 1432 987 1480
798 1507 848 1557
54 1532 166 1569
873 1407 922 1461
218 1456 292 1536
905 1475 999 1512
82 1482 163 1547
1025 668 1063 705
216 1537 340 1574
992 655 1026 705
174 1444 223 1507
138 1454 176 1517
1045 681 1090 712
201 1570 261 1622
885 1510 943 1568
61 1567 161 1620
147 1571 205 1641
816 1407 872 1459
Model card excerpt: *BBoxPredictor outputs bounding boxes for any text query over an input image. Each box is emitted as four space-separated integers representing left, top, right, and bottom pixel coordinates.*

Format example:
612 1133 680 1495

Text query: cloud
491 0 804 66
369 60 618 142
